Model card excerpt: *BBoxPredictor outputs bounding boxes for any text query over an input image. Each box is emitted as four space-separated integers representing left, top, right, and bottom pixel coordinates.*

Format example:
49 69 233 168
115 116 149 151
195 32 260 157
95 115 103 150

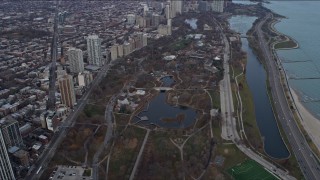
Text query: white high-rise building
165 4 171 19
110 45 118 61
126 14 136 25
123 42 132 56
117 44 124 58
170 0 182 17
174 0 183 14
67 48 84 73
211 0 224 13
167 18 172 26
0 129 15 180
87 35 103 66
143 4 149 16
143 34 148 47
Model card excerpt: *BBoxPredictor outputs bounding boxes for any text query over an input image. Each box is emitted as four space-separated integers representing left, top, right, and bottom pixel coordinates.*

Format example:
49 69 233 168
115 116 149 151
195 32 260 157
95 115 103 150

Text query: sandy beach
290 88 320 151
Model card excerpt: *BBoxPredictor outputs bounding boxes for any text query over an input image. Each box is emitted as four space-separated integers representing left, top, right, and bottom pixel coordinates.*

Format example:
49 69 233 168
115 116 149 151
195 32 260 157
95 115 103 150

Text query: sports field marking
227 160 278 180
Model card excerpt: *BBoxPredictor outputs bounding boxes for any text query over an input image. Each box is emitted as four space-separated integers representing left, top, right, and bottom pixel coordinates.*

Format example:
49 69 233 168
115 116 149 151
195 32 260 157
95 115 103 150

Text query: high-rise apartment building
67 48 84 74
198 1 209 12
172 0 183 15
0 129 15 180
117 44 124 58
87 35 103 66
58 75 76 108
123 42 132 56
165 4 171 19
152 13 160 27
143 34 148 47
136 16 146 28
126 14 136 25
110 45 118 61
0 117 23 148
211 0 224 13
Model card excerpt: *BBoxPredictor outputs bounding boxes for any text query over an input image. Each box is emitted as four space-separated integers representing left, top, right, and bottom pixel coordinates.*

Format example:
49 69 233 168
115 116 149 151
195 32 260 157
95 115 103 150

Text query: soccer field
227 160 279 180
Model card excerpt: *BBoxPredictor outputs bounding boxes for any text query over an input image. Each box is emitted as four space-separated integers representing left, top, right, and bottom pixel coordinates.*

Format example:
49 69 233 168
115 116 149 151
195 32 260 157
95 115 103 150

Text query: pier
281 60 311 63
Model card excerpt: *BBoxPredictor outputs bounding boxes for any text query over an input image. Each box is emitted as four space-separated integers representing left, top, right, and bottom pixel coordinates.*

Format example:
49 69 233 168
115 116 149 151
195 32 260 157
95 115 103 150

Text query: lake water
133 92 197 128
133 77 197 128
264 1 320 119
160 76 175 87
229 16 289 159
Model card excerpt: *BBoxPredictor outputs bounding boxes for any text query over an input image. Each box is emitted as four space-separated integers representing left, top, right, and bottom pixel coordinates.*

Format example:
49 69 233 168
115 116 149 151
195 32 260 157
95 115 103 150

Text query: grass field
274 40 297 49
227 160 278 180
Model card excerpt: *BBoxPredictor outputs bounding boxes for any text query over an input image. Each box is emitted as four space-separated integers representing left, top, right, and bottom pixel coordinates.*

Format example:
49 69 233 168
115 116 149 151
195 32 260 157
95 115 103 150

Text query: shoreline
269 16 320 151
290 89 320 151
270 19 299 50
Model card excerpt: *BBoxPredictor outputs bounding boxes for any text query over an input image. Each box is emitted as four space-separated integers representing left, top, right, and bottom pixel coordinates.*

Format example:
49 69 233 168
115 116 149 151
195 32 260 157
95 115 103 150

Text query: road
213 14 295 180
47 9 59 110
256 14 320 180
91 94 116 180
129 129 150 180
219 26 239 142
26 57 112 179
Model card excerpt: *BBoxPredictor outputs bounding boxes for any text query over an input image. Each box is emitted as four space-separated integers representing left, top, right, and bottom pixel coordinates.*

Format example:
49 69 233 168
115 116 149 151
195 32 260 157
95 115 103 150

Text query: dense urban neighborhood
1 1 320 180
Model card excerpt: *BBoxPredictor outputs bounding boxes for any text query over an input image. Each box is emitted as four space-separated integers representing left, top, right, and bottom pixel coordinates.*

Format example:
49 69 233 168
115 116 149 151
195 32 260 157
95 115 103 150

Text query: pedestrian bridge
289 77 320 80
154 87 173 91
240 35 251 38
281 60 311 63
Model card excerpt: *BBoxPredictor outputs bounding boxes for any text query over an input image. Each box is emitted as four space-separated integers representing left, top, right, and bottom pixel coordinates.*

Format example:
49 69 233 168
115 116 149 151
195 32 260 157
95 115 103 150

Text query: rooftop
51 166 92 180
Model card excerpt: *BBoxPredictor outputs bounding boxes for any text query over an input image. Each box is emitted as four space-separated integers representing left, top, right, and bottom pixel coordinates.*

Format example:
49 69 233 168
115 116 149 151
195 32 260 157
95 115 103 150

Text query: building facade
117 44 123 58
110 45 118 61
67 48 84 74
0 128 15 180
0 117 23 148
78 71 93 87
58 75 76 108
126 14 136 25
211 0 224 13
87 35 103 66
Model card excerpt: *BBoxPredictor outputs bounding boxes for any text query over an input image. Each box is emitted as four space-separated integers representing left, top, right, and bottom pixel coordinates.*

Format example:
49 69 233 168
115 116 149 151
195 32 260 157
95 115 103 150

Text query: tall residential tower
211 0 224 13
67 48 84 73
58 75 76 108
0 117 23 148
87 35 103 66
0 129 15 180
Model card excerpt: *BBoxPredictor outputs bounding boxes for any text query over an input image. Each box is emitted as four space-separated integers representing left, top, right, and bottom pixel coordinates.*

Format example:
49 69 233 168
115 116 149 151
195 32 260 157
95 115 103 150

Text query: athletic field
227 160 278 180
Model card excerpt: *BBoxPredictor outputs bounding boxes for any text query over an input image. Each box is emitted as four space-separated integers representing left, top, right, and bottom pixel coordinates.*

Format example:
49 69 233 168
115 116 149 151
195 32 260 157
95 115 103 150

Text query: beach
291 88 320 151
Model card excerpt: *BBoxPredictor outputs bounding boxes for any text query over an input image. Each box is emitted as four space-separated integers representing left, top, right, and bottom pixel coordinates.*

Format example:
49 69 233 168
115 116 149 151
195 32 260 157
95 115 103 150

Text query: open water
264 1 320 119
229 15 289 159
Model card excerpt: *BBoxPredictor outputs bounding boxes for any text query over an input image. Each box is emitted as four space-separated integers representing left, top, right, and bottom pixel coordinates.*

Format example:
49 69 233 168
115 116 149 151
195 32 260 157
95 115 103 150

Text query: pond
160 76 175 87
133 92 197 128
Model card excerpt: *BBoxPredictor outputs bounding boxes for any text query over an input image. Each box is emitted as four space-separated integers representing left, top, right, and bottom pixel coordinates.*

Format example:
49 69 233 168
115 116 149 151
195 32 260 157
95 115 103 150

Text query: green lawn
170 39 192 51
227 160 278 180
274 40 297 49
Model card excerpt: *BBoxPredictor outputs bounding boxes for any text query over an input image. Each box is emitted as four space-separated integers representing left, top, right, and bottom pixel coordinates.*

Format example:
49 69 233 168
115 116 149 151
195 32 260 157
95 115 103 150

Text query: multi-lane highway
47 9 59 110
26 60 112 179
256 13 320 180
214 14 295 180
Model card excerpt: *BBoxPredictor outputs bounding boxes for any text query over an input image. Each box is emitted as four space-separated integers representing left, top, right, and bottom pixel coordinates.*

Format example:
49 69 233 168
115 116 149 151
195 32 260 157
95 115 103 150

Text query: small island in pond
161 113 186 123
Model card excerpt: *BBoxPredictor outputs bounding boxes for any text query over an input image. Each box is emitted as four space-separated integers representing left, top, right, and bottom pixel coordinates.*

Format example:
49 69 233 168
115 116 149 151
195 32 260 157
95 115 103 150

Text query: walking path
212 14 295 180
129 129 150 180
